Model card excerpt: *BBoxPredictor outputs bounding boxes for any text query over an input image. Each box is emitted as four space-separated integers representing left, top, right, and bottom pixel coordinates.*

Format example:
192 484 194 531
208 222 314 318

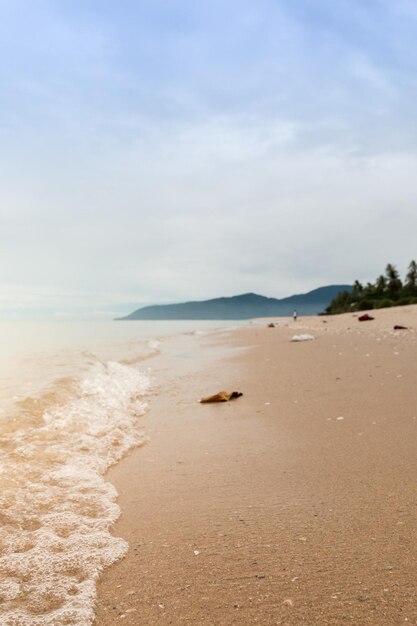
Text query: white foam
147 339 162 351
0 360 150 625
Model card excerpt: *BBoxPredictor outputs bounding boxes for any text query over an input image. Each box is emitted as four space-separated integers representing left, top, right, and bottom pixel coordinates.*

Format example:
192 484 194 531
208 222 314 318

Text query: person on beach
293 309 297 321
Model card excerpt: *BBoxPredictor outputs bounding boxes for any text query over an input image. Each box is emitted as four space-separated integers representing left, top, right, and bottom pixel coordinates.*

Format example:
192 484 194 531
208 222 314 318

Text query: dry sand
95 306 417 625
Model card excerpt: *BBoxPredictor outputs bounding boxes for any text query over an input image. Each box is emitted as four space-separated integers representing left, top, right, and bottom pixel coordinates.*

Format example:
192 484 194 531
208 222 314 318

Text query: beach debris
283 598 294 607
200 391 243 403
291 334 315 342
336 416 344 421
267 322 275 328
358 314 374 321
193 550 200 555
393 324 408 330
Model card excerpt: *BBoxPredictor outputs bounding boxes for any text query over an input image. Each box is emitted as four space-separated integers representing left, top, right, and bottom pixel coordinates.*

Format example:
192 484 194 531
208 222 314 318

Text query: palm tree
351 280 364 298
375 274 387 296
405 260 417 295
385 264 402 300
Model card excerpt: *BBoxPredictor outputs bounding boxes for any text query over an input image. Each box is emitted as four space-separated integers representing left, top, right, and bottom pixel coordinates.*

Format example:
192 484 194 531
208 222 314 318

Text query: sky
1 0 417 318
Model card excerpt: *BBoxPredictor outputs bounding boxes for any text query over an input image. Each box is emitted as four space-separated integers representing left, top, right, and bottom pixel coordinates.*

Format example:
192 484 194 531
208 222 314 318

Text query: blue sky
1 0 417 317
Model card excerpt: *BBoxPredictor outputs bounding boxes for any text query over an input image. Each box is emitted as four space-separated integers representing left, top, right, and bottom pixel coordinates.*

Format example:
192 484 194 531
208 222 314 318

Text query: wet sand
95 307 417 625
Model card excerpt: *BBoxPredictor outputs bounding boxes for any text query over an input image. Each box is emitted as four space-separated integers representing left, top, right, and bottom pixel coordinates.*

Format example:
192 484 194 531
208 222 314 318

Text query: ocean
0 320 240 625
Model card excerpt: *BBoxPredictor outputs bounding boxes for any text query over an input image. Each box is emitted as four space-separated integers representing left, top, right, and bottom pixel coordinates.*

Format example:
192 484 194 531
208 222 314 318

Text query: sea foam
0 360 150 625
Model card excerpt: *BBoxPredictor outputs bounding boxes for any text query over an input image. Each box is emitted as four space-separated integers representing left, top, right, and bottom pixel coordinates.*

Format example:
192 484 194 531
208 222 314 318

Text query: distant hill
116 285 352 320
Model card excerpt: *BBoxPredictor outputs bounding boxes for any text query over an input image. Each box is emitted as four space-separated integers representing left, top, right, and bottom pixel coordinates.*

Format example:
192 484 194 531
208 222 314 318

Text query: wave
0 360 150 625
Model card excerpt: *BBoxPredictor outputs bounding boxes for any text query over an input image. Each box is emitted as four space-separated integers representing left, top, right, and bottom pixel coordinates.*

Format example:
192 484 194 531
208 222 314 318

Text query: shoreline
95 307 417 625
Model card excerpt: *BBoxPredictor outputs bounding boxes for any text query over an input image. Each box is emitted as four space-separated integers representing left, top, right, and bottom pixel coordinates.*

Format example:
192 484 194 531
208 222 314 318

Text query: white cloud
348 53 393 92
0 1 417 316
2 114 417 313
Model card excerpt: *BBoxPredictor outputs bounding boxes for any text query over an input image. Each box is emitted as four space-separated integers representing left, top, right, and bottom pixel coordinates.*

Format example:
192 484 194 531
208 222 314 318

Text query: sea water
0 320 236 625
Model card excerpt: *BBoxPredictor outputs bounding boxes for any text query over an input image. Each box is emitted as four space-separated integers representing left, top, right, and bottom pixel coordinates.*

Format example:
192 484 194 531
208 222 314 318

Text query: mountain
116 285 352 320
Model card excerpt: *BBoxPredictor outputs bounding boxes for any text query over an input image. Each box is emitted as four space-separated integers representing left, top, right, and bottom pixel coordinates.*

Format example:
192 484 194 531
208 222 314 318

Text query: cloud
4 115 416 310
0 1 416 316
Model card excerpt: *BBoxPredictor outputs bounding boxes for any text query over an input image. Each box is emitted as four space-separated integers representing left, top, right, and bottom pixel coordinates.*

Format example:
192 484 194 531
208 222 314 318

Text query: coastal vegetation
326 261 417 314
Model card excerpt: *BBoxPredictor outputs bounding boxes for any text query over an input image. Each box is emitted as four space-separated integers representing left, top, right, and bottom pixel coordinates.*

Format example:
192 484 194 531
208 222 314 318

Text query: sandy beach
94 306 417 625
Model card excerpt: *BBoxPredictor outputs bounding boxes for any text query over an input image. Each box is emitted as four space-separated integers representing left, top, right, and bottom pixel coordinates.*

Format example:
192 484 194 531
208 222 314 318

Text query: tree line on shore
326 260 417 314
